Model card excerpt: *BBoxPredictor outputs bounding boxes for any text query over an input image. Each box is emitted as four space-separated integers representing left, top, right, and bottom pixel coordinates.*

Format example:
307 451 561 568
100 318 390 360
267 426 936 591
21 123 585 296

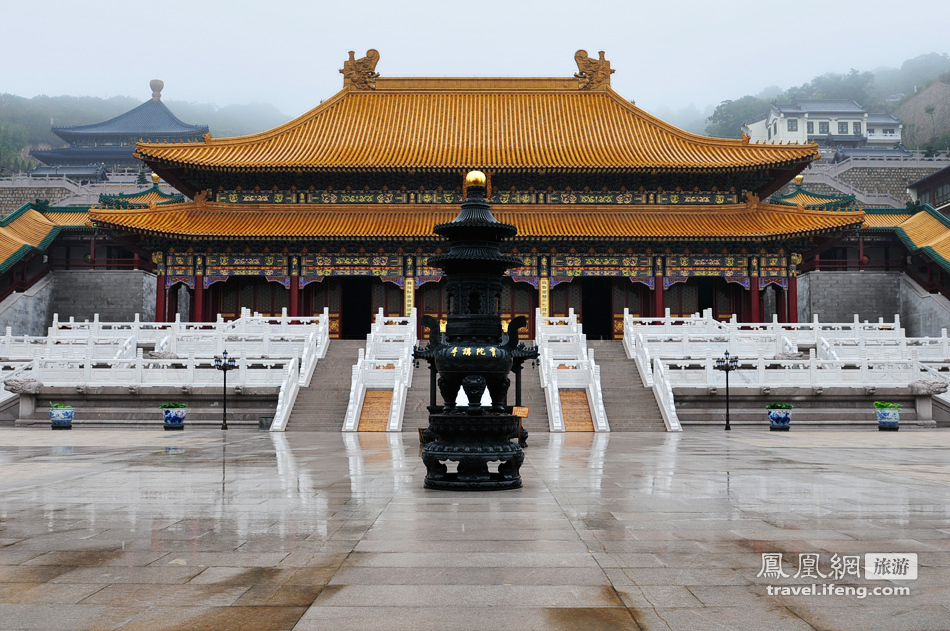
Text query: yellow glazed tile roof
3 210 59 247
896 211 950 265
0 208 61 274
862 212 912 228
90 201 863 241
42 210 92 228
136 81 818 172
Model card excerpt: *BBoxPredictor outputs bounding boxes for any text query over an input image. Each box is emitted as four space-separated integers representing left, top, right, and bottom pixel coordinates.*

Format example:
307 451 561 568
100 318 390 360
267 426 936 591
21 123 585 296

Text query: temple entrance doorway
340 277 373 339
581 277 613 340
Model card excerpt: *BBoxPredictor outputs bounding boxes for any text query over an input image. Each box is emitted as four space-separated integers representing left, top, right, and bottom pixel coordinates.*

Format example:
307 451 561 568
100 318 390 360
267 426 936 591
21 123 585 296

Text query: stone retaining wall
0 274 55 336
837 167 941 202
798 271 903 324
48 270 156 323
0 187 70 216
799 271 950 337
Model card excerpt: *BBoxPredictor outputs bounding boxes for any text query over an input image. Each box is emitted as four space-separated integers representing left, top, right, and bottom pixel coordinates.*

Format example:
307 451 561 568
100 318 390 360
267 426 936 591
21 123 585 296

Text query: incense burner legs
422 411 524 490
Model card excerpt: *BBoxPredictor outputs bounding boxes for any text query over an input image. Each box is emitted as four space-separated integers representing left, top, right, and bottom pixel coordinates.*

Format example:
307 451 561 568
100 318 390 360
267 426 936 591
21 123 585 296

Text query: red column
787 275 798 323
653 256 665 318
654 278 665 318
155 273 167 323
193 277 205 322
749 275 760 323
289 275 300 317
776 285 787 323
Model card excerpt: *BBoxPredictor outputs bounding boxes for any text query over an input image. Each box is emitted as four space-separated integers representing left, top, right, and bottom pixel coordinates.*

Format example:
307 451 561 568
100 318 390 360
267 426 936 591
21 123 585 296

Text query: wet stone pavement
1 428 949 631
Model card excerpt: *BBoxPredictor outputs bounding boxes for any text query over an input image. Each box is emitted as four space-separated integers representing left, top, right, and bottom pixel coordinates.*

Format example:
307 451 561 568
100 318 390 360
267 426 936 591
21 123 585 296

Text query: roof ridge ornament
150 79 164 101
574 50 614 91
341 49 381 90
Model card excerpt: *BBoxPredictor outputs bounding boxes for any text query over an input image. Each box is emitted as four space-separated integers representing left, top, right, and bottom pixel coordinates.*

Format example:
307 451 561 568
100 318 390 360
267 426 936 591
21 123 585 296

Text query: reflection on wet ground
1 428 949 630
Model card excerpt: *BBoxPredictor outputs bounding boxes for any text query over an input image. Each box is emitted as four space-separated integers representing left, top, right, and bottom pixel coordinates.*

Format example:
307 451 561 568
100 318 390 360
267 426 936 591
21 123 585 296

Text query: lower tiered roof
89 199 864 242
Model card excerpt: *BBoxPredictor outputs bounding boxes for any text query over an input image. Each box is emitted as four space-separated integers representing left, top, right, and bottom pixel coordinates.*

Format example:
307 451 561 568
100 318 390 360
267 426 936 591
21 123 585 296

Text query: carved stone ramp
286 340 363 431
357 390 393 431
588 340 667 431
560 390 594 431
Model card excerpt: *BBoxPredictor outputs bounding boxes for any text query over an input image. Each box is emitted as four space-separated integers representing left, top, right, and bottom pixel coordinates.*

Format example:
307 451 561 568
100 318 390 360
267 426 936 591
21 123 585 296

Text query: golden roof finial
794 174 804 186
465 170 487 187
151 173 161 184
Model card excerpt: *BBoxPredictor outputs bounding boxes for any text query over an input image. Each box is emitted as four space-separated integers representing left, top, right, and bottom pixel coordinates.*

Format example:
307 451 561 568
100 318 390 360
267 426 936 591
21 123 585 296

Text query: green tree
705 96 770 138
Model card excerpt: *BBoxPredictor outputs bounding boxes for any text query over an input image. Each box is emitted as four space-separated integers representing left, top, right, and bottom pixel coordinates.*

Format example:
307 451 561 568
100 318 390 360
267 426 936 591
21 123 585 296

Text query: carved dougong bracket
574 50 614 91
340 49 381 90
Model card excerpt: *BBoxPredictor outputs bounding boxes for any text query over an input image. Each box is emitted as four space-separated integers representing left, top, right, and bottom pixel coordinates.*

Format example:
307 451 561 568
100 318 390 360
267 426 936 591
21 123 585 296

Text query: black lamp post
714 351 739 431
214 350 237 430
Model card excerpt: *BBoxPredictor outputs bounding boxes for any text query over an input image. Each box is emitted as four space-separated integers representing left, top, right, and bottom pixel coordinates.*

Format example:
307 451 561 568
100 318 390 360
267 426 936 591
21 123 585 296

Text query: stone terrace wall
798 271 903 324
799 271 950 337
775 181 846 197
838 167 942 203
49 270 156 323
0 186 70 216
0 274 55 336
900 274 950 338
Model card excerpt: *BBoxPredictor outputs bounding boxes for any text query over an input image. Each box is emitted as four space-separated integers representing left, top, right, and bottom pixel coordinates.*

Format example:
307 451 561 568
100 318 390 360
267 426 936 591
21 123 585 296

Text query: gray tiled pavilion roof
866 113 902 125
52 98 209 144
773 100 865 115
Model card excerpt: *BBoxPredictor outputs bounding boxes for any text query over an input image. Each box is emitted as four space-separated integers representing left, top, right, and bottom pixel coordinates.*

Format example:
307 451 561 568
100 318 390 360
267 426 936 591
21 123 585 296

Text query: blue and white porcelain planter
767 410 791 431
162 407 186 431
876 408 900 432
50 408 74 430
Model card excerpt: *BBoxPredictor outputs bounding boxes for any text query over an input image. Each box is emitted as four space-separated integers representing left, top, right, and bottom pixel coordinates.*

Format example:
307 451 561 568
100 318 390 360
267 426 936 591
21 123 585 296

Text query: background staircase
588 340 666 431
286 340 363 431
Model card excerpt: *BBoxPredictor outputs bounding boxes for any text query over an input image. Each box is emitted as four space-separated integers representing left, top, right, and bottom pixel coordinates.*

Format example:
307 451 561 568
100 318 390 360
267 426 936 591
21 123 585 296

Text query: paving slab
1 428 949 630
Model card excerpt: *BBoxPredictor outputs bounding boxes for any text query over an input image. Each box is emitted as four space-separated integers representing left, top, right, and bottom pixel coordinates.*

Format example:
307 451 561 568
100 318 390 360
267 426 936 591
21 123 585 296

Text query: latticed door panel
500 280 536 339
612 279 645 338
666 282 699 317
307 279 343 338
371 280 405 321
715 284 735 320
417 280 447 338
550 281 581 318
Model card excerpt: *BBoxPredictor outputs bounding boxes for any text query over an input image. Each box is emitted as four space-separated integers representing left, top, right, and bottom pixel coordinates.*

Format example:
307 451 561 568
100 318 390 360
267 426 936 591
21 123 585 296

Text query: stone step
587 340 666 432
286 340 363 431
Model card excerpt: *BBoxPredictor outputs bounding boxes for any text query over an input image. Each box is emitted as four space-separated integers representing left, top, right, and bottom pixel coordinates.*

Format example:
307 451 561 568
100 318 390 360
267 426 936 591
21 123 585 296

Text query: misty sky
3 0 948 121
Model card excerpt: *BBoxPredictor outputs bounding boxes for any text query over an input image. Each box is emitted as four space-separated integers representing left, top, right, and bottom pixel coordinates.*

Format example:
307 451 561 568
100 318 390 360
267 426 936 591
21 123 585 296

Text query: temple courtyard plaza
1 429 950 631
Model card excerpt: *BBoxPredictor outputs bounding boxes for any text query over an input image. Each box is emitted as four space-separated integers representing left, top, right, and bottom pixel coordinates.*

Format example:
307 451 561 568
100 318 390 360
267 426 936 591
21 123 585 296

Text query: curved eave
134 85 818 173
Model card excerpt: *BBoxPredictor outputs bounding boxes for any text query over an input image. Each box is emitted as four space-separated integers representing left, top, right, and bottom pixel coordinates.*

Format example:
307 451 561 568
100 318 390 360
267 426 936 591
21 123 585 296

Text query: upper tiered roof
51 80 209 144
136 51 818 180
